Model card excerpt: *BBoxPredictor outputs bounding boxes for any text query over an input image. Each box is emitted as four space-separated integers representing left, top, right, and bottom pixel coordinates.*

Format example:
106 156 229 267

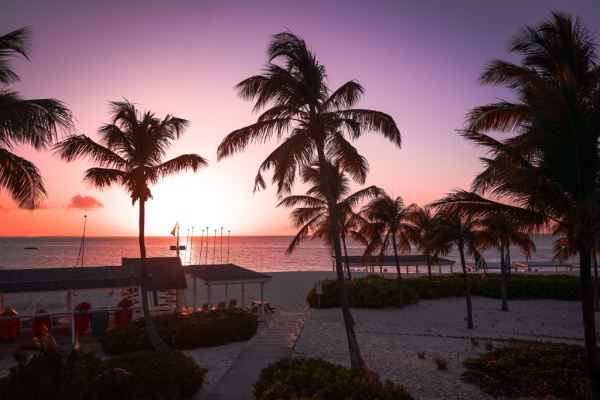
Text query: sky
1 0 599 237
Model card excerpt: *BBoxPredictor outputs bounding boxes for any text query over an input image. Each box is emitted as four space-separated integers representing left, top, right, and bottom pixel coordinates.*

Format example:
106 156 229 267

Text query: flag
170 222 177 236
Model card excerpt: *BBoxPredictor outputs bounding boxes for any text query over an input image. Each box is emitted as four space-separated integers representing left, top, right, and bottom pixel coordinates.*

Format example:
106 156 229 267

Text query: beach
0 270 593 400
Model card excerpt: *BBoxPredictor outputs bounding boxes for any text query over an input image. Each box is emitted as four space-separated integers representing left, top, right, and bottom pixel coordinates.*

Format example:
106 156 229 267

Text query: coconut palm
278 160 381 279
442 12 600 396
428 209 486 329
0 26 74 209
410 205 440 282
479 214 535 311
360 193 419 308
54 100 208 351
217 31 401 369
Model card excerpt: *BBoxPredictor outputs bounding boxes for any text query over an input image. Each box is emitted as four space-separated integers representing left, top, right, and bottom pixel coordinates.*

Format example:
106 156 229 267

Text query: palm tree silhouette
360 192 419 308
479 214 535 311
277 160 381 279
0 26 73 209
440 12 600 395
217 31 401 369
54 100 208 350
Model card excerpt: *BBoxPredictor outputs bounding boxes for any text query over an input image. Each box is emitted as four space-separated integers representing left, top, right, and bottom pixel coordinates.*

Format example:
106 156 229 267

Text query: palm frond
0 26 33 85
0 147 47 209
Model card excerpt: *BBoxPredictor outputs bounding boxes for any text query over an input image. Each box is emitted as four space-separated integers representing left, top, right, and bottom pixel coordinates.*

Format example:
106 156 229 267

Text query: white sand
0 270 594 400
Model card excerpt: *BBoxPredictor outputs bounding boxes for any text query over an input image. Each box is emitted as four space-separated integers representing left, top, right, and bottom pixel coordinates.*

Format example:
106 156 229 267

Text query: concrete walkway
205 312 307 400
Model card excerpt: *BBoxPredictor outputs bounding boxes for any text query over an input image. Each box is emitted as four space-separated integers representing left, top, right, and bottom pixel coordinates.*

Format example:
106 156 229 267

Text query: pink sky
1 0 599 237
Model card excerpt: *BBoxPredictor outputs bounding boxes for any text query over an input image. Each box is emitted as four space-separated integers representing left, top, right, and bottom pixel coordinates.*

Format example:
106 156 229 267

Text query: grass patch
432 355 449 369
462 341 588 400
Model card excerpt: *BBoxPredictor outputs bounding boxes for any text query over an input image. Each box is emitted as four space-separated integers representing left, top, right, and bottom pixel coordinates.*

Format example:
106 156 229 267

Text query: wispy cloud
68 195 103 210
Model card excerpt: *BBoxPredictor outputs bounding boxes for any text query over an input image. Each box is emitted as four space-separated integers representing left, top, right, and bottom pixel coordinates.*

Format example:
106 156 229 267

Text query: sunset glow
1 0 599 237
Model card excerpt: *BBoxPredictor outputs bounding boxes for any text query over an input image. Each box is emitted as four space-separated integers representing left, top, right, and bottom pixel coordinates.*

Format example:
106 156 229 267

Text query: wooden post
193 277 197 311
241 283 245 310
260 282 265 320
207 284 212 310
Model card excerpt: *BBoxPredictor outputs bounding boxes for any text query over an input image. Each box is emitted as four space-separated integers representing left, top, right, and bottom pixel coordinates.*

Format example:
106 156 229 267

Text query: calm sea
0 234 569 273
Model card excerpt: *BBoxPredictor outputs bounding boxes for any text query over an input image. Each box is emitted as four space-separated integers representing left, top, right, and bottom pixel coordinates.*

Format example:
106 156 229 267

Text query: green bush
404 273 581 301
306 275 419 308
462 341 588 400
101 308 258 355
253 357 415 400
98 350 206 400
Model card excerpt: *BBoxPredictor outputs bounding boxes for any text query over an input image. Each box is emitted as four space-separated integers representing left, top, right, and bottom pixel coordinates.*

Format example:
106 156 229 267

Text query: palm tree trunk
500 244 508 312
506 245 512 280
579 238 600 399
458 245 473 329
316 145 364 370
392 235 404 308
593 246 599 312
341 234 352 280
139 199 170 351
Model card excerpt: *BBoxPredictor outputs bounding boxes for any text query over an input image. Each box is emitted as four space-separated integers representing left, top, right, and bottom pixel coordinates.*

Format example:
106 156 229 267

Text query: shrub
101 308 258 355
462 341 588 400
483 341 494 351
470 338 479 347
253 357 415 400
416 350 425 359
97 350 206 400
432 355 448 370
306 275 419 309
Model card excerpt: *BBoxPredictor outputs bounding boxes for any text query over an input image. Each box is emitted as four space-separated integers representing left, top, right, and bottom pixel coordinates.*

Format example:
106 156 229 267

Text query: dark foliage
462 341 588 400
253 357 415 400
101 309 258 355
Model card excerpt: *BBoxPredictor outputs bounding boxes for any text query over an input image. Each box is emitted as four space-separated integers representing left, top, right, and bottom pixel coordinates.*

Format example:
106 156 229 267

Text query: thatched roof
184 264 272 285
332 255 455 267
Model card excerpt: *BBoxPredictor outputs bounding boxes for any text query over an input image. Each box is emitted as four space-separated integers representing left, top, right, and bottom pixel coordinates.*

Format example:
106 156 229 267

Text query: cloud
68 195 103 210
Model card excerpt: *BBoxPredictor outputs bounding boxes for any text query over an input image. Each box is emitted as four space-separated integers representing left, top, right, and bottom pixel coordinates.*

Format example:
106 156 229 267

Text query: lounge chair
215 301 227 310
201 302 209 312
227 299 238 309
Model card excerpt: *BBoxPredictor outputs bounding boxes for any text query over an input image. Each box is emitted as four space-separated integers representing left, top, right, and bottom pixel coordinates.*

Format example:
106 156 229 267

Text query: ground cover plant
462 341 588 400
253 357 415 400
102 308 258 355
306 273 581 309
306 275 419 308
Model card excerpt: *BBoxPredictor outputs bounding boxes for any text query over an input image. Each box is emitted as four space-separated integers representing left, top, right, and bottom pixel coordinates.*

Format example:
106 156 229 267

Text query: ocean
0 234 571 273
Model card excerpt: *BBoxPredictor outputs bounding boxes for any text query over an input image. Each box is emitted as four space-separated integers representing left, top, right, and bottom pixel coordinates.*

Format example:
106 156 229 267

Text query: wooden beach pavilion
333 255 456 277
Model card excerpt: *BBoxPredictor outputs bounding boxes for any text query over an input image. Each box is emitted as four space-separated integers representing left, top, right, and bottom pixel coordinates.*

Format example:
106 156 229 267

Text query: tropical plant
437 12 600 397
0 334 133 400
217 31 401 369
360 192 420 308
54 100 208 350
478 214 536 311
0 26 74 209
277 160 381 279
410 205 440 282
427 210 485 328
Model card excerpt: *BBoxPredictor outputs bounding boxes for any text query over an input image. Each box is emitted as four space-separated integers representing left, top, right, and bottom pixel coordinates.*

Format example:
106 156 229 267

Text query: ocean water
0 234 571 273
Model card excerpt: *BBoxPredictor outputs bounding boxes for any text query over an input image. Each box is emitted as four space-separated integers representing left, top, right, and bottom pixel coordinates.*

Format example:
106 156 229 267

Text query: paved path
205 312 306 400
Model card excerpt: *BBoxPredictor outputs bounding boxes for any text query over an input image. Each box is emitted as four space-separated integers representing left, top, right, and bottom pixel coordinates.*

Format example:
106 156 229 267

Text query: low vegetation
462 341 588 400
306 275 419 308
102 308 258 355
0 336 205 400
253 357 415 400
306 273 580 308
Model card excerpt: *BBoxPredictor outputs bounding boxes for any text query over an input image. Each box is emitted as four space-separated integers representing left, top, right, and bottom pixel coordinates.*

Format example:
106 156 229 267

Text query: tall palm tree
0 26 73 209
360 193 419 308
427 208 485 329
277 160 381 279
410 205 439 282
217 31 401 369
54 100 208 351
441 12 600 397
479 214 535 311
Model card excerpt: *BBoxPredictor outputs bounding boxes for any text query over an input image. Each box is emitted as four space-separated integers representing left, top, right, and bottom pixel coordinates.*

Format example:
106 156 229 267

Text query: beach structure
512 261 577 275
0 257 186 343
333 255 455 277
185 264 272 319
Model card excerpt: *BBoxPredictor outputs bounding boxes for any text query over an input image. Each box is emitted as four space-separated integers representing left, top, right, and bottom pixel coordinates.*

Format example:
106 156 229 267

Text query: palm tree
360 192 419 308
277 160 381 279
410 205 439 282
428 208 485 329
479 214 535 311
217 31 401 369
0 26 74 209
54 100 208 351
443 12 600 397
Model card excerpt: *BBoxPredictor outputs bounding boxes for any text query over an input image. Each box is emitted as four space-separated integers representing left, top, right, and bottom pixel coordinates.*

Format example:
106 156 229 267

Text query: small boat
24 247 39 250
74 301 92 336
115 298 134 326
0 308 20 343
170 245 185 250
33 308 51 339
